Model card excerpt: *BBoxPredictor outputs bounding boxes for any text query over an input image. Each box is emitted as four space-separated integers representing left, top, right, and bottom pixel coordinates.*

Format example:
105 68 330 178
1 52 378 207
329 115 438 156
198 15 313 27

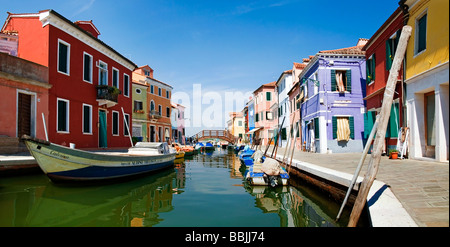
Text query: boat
175 150 185 159
22 135 176 183
238 146 256 166
172 143 194 156
203 142 215 151
246 163 289 187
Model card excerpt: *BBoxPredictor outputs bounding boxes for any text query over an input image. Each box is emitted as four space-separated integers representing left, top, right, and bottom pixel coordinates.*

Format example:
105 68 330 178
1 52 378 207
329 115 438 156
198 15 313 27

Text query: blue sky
1 0 400 135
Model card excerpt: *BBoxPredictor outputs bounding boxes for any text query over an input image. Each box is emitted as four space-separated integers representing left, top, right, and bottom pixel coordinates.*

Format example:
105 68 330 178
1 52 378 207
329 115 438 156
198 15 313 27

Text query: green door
99 110 107 148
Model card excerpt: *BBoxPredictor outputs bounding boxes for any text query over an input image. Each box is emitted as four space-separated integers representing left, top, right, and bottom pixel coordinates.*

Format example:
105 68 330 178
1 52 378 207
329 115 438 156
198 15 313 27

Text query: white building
275 70 293 147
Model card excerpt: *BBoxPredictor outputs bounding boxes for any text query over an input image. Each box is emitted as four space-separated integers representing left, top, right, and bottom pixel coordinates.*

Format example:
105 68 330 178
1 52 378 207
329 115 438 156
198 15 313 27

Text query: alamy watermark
171 84 252 129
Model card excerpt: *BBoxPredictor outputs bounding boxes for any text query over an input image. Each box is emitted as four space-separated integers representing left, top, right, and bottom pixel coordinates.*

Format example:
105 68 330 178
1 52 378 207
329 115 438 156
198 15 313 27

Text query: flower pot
390 152 398 159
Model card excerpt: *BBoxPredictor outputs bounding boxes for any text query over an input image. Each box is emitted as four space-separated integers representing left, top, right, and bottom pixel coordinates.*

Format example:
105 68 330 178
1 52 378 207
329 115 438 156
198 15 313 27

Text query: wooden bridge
192 130 235 144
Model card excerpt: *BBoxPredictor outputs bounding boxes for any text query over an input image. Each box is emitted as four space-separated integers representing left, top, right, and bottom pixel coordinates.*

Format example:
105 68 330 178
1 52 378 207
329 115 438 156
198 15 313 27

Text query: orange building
132 65 173 142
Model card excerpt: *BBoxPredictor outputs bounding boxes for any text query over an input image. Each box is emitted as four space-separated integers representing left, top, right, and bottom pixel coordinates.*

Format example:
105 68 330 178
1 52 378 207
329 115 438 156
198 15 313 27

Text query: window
313 73 319 95
331 69 351 93
57 98 69 133
112 111 119 136
332 116 354 141
98 61 107 85
123 113 130 136
123 74 129 97
112 68 119 88
82 104 92 134
166 107 170 117
151 85 154 94
366 55 376 84
57 39 70 75
166 90 170 98
255 113 259 122
83 52 92 83
158 88 162 96
158 105 162 115
415 12 427 55
136 88 141 94
266 92 271 101
386 30 401 70
238 120 242 127
266 111 273 120
150 101 155 111
134 101 143 112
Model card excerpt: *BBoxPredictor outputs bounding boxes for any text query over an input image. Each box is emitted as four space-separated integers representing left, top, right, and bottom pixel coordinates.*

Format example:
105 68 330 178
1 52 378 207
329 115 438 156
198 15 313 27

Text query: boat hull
23 136 175 183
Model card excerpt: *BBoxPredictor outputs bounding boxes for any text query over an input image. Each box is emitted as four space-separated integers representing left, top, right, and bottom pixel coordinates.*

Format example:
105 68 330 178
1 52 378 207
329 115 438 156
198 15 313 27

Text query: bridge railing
193 130 235 144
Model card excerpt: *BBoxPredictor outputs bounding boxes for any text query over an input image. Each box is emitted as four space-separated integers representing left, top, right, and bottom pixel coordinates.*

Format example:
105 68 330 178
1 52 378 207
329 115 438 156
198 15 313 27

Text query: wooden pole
347 25 411 227
121 107 134 147
272 116 286 158
282 112 296 163
287 120 299 174
41 113 49 141
336 116 379 221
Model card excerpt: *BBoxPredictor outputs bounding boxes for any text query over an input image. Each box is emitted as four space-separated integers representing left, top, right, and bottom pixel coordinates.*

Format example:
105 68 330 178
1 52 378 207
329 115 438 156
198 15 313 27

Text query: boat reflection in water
0 165 185 227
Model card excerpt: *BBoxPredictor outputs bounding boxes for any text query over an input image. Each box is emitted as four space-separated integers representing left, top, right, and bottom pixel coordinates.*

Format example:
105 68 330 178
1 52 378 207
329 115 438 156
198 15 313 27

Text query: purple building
299 39 367 153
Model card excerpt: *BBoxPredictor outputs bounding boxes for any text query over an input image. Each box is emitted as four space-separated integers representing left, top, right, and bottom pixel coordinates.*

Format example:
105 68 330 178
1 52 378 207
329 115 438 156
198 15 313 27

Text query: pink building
253 81 277 146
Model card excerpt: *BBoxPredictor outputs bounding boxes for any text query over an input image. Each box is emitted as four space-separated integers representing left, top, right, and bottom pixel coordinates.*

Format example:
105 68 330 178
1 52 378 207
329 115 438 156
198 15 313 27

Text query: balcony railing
149 110 162 119
96 85 120 108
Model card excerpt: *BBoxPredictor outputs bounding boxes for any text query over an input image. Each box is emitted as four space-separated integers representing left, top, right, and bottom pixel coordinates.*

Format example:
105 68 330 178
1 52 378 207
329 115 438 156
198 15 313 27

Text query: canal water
0 148 366 227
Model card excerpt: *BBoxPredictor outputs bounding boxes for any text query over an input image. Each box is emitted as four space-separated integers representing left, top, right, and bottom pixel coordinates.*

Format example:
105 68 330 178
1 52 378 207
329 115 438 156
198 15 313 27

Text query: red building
1 10 137 148
362 6 407 152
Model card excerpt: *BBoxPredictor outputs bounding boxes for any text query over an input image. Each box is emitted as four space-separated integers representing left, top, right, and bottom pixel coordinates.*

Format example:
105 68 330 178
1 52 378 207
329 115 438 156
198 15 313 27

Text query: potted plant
389 149 399 159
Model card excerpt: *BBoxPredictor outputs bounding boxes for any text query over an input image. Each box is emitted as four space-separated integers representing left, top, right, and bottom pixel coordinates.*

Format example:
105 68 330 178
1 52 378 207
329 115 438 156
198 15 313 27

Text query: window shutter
389 103 399 138
314 118 319 139
256 113 259 122
332 116 337 139
372 54 376 81
266 92 271 101
346 70 352 93
366 59 371 84
349 116 354 139
330 70 336 91
386 39 392 70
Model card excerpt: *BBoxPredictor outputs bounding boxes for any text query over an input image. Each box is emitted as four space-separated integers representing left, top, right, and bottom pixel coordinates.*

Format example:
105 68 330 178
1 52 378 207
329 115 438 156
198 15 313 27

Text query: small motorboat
22 135 176 183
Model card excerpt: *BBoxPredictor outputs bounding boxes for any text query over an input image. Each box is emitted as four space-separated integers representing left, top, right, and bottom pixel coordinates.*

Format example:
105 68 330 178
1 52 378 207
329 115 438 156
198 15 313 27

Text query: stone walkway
260 146 449 227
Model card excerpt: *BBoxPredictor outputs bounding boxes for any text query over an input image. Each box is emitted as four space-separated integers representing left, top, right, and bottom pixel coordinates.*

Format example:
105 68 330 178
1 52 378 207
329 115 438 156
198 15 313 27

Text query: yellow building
227 112 245 143
404 0 449 162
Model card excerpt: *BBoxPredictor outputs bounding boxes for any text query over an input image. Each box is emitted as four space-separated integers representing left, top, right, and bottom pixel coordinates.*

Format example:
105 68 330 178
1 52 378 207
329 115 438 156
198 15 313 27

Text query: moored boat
22 135 176 183
203 142 215 151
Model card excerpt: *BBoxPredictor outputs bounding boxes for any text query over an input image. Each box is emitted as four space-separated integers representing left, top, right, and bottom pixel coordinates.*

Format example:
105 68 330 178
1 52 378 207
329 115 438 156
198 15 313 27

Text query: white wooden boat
22 135 176 183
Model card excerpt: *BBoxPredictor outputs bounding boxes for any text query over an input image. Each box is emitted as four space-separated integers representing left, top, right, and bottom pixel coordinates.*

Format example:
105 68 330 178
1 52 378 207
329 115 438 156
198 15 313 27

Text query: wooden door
18 93 31 139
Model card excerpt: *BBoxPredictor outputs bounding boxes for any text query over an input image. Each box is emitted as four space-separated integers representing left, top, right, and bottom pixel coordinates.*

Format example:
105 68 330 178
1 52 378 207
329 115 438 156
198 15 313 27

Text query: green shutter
372 54 376 81
386 39 393 71
366 59 371 84
331 70 336 91
349 116 354 139
314 118 319 139
332 116 337 139
266 92 271 101
389 103 400 138
255 113 259 122
346 70 352 93
296 122 300 137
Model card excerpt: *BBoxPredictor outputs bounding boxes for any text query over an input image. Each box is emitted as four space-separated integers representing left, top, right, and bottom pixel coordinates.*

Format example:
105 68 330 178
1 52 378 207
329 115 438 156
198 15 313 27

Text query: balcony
149 110 162 119
96 85 120 108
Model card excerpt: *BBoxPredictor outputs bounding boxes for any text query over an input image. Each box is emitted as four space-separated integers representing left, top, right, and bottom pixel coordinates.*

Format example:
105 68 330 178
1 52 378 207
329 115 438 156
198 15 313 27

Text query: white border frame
56 97 70 133
83 52 93 83
57 39 70 76
82 103 93 134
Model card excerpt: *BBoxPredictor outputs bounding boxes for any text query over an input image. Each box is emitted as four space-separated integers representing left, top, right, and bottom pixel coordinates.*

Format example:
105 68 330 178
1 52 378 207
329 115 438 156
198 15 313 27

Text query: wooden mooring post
347 25 411 227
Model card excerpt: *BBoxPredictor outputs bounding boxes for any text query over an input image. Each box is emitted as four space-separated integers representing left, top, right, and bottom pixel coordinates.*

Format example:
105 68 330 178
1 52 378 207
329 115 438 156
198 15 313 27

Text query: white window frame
112 110 120 136
98 60 108 85
56 98 70 133
82 103 92 134
57 39 70 76
83 52 92 83
112 67 119 89
123 73 130 97
414 9 428 57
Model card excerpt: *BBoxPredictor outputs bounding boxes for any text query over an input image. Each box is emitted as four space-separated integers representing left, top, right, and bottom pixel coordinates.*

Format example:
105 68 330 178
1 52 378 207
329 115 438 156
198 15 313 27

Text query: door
424 92 435 158
150 125 155 142
18 93 31 139
99 110 107 148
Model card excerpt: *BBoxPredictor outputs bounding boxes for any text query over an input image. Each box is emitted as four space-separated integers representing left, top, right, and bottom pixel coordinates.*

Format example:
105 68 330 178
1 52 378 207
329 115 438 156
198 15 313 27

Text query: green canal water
0 148 366 227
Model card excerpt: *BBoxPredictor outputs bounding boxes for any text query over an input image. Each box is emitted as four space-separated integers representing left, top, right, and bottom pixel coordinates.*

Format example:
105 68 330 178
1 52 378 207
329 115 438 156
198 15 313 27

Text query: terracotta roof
319 44 365 55
293 62 306 69
264 81 276 87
